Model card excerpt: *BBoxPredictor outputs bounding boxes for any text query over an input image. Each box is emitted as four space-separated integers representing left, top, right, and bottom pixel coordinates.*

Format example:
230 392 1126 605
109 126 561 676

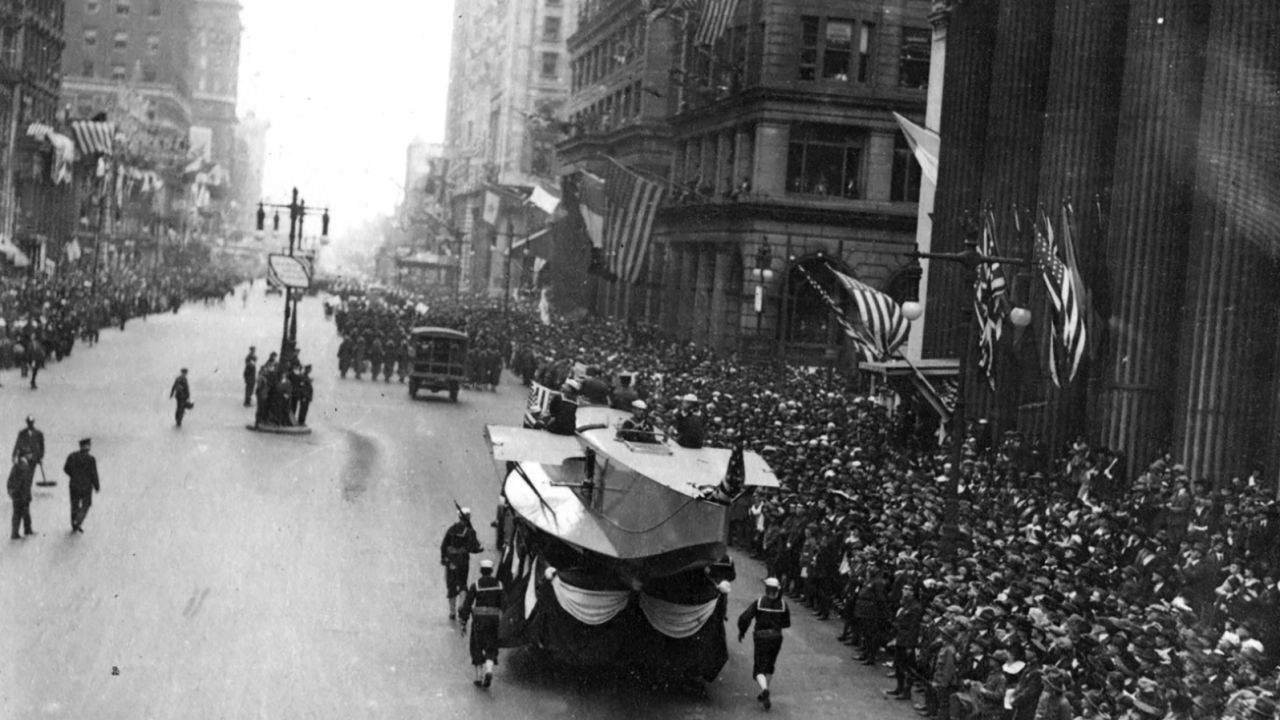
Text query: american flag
69 120 115 156
1033 206 1088 385
646 0 700 22
694 0 740 47
603 158 666 284
523 382 558 428
974 209 1009 388
797 265 910 362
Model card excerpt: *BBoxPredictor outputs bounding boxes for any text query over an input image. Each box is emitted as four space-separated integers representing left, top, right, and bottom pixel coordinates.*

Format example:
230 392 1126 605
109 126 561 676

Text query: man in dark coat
337 337 353 378
243 347 257 407
64 438 99 533
170 368 192 427
578 366 611 406
294 365 314 427
12 415 45 467
609 373 639 411
8 454 35 538
738 577 792 711
458 558 504 689
674 393 706 448
441 507 484 619
887 584 923 701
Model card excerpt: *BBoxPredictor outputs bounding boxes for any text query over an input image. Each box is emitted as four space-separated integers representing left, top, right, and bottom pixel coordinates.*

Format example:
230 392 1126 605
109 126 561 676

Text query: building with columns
924 0 1280 481
575 0 931 365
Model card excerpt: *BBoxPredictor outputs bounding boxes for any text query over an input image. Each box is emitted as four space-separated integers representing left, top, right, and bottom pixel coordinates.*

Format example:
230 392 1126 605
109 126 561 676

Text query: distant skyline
237 0 453 235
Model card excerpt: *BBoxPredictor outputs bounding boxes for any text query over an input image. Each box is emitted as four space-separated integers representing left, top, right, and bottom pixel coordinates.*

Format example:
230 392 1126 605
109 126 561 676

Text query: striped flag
694 0 739 46
1033 206 1088 385
69 120 115 156
796 265 909 362
603 158 665 284
523 382 558 428
646 0 700 22
974 209 1009 388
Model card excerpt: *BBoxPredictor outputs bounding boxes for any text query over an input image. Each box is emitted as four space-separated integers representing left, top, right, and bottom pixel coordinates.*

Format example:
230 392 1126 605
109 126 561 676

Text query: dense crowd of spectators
0 263 243 376
330 284 1280 719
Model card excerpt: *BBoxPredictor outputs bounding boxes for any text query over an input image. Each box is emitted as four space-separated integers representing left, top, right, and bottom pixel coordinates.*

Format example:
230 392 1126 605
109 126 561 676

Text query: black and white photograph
1 0 1278 718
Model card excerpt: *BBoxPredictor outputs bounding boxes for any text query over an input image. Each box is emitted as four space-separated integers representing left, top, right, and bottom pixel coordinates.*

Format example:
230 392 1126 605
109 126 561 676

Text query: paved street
0 287 918 720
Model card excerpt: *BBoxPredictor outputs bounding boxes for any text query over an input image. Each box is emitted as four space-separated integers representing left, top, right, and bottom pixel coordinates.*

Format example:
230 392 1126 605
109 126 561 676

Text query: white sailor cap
479 559 494 570
631 400 648 410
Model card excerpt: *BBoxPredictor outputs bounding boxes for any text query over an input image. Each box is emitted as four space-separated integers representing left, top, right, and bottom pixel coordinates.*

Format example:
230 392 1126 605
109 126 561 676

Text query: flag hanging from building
892 112 940 186
1033 206 1088 386
694 0 739 47
577 171 606 250
796 265 909 362
603 158 666 284
645 0 700 22
974 208 1009 389
70 120 115 156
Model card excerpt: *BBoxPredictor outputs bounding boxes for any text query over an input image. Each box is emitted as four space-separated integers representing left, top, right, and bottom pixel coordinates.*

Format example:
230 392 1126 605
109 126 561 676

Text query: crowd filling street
326 284 1280 720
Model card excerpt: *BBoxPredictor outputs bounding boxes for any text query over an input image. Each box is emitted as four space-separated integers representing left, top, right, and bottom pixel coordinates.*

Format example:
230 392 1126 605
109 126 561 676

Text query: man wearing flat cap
64 438 99 534
737 577 791 710
458 557 503 689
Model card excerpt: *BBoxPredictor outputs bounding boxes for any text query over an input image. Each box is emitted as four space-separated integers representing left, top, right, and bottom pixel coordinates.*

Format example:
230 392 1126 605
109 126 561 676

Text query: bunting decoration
974 209 1009 389
1033 205 1089 386
70 120 115 156
602 157 665 284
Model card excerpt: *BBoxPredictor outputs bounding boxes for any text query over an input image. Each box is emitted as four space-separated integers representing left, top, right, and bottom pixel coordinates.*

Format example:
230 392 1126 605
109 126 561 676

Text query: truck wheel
449 383 459 402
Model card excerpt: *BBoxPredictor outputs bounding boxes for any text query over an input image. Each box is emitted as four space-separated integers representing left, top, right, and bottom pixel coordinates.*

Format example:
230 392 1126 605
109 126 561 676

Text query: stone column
864 131 896 201
1026 0 1130 451
753 122 789 196
679 245 698 341
922 0 1000 359
1098 0 1210 470
692 244 713 346
734 125 754 194
716 132 733 196
709 244 732 351
1174 0 1280 479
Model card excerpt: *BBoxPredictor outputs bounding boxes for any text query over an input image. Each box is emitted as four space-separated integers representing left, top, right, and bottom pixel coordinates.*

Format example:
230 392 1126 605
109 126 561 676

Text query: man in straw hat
738 577 791 711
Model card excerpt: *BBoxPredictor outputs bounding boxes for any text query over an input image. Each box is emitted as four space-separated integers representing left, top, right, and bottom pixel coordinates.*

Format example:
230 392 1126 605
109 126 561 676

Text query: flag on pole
892 112 940 186
577 171 606 250
796 265 910 362
694 0 739 46
523 382 558 428
974 209 1009 388
1033 206 1088 386
603 158 666 284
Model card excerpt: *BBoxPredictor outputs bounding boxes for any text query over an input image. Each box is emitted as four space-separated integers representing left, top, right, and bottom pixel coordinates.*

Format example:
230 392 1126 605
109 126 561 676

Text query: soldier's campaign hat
479 559 494 569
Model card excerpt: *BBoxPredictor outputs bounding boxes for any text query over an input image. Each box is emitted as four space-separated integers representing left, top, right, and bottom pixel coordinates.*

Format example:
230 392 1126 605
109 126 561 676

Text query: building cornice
658 196 919 233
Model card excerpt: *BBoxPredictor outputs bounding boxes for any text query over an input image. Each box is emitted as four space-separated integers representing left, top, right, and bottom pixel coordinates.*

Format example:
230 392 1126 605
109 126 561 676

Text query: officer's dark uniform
675 409 706 448
243 353 257 406
459 573 504 670
170 372 191 426
441 518 483 615
12 425 44 466
8 456 35 538
737 591 791 678
64 441 100 532
545 394 578 435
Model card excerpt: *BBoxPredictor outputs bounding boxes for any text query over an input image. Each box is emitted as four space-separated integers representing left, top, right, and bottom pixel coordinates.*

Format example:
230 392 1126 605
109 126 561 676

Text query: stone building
924 0 1280 480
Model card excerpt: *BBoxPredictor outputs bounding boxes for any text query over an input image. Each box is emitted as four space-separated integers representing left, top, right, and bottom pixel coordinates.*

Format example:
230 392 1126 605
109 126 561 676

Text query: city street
0 287 918 720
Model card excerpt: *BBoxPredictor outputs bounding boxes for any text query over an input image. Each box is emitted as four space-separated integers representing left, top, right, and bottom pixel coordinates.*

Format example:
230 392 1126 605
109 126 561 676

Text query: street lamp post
906 218 1032 558
255 188 330 363
753 238 774 355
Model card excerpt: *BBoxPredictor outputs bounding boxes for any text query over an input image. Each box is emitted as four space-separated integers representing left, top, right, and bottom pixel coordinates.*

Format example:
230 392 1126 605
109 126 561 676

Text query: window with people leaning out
787 123 864 199
800 16 873 82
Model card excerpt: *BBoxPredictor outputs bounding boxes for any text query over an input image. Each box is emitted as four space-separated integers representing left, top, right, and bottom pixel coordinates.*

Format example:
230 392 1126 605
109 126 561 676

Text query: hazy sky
238 0 453 235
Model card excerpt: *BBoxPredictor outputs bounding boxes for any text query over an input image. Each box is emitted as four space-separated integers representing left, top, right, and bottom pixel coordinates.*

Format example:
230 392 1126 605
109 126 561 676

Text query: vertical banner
483 191 501 226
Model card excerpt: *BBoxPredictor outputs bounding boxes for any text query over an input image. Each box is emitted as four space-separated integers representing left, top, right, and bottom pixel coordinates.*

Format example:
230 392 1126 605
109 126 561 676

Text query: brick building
556 0 931 364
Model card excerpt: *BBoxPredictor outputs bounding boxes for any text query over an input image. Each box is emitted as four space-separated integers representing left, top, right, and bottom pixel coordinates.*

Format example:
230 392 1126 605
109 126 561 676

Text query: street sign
268 254 311 289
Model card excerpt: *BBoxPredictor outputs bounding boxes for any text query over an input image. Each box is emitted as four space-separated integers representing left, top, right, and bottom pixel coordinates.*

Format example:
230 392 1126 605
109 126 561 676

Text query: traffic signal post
256 188 330 362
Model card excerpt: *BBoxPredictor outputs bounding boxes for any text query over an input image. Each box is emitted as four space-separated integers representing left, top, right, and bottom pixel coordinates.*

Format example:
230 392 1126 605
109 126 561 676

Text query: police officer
440 507 483 619
8 454 34 538
737 577 792 710
458 558 504 689
170 368 193 427
64 438 99 534
12 416 45 468
243 347 257 407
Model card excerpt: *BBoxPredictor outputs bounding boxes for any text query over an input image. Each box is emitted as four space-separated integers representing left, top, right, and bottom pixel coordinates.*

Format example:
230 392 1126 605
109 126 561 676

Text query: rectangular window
891 133 922 202
799 16 818 81
858 22 874 82
146 33 159 54
81 60 94 77
542 16 561 43
822 20 852 80
116 0 130 15
83 28 97 46
786 123 865 198
899 27 930 88
540 51 558 79
142 65 156 82
113 31 127 49
87 0 99 12
111 63 126 81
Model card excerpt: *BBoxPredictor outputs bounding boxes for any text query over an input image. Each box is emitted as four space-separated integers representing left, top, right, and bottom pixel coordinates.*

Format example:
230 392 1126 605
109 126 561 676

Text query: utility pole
257 188 330 363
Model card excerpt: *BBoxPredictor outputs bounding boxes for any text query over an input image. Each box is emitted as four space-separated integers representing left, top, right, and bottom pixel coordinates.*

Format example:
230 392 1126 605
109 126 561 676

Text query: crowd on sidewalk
331 285 1280 719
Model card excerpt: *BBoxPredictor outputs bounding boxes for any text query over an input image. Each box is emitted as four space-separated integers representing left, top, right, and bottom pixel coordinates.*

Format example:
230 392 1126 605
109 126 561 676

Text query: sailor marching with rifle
441 504 484 619
458 558 503 689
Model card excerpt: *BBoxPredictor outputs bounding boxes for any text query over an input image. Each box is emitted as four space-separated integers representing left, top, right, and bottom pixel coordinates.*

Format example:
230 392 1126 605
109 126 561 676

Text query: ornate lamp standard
753 238 775 348
255 188 330 362
904 219 1032 557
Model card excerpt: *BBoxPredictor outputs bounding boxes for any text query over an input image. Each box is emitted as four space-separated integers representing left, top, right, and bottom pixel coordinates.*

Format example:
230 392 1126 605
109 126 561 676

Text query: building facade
924 0 1280 481
443 0 576 297
231 110 267 237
